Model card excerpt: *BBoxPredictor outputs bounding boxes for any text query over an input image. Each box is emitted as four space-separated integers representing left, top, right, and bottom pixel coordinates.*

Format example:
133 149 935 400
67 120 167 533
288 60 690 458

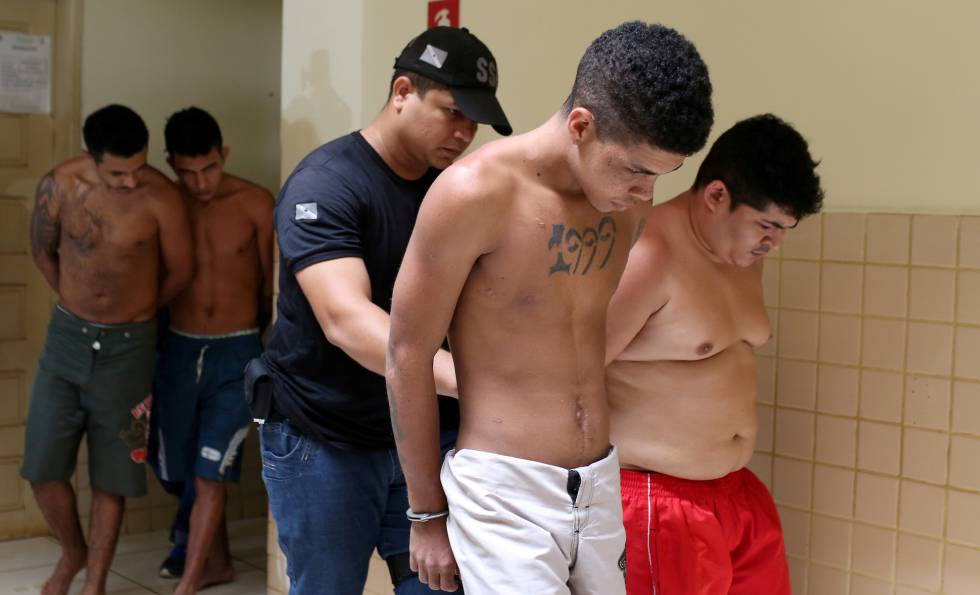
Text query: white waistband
169 327 260 340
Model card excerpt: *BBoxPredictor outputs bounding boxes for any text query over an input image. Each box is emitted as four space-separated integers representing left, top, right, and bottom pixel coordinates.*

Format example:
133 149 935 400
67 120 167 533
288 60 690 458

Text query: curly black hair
693 114 824 220
83 104 148 162
562 21 713 156
165 107 223 157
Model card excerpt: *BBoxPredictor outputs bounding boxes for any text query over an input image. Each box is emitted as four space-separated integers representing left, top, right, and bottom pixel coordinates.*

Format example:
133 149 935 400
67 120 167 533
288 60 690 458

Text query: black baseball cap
394 27 512 136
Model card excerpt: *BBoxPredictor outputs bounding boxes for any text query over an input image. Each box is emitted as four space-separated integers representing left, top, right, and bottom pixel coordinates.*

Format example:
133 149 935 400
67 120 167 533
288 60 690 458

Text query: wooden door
0 0 80 539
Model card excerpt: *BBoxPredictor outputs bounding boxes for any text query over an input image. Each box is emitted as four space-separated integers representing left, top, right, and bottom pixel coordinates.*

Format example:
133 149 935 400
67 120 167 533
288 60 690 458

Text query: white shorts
441 447 627 595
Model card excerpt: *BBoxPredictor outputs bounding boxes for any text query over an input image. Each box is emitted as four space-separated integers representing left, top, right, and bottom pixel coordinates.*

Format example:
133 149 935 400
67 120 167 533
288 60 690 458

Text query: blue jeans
261 417 459 595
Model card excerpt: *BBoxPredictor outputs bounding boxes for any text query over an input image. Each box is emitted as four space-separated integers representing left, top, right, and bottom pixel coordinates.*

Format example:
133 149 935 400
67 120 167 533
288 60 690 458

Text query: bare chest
461 208 639 321
623 264 772 361
189 201 256 261
60 191 157 257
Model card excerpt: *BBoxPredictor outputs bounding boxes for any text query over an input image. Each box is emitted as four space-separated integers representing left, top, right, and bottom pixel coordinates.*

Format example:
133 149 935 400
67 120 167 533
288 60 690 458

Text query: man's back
50 155 183 324
170 174 274 334
446 138 647 468
607 195 772 480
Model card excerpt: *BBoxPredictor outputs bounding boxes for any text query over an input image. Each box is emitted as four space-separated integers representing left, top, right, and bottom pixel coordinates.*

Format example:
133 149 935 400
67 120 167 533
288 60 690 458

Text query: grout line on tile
894 216 924 589
770 258 783 519
935 216 965 594
807 214 825 581
856 218 868 474
778 305 980 330
781 255 977 272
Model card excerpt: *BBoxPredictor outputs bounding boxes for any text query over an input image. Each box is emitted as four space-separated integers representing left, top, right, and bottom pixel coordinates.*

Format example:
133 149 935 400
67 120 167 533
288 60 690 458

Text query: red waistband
620 467 749 499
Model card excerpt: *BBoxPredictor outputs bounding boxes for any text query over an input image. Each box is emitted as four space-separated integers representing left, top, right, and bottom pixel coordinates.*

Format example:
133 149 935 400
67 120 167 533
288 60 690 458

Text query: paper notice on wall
0 31 52 115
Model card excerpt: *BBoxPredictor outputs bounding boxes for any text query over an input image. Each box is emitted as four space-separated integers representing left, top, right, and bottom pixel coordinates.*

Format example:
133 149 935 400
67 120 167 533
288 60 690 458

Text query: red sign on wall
428 0 459 28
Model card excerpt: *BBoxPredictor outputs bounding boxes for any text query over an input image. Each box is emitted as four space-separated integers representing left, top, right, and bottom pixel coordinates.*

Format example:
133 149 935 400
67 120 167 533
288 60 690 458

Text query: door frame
53 0 82 164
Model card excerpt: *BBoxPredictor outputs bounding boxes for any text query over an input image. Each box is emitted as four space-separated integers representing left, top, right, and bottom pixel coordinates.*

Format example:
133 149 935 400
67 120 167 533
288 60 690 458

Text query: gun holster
243 357 273 423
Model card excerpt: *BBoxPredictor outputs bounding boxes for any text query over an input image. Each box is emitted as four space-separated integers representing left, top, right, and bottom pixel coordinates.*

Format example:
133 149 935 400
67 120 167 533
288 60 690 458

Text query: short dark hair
693 114 824 220
562 21 713 155
387 69 449 100
82 104 148 162
164 107 223 157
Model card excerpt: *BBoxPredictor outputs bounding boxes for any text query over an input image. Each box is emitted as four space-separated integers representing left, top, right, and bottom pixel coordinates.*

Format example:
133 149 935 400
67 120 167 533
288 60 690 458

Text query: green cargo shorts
21 306 156 497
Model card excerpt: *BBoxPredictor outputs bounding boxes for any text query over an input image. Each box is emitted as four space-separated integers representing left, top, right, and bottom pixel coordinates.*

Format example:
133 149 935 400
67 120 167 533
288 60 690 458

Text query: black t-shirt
262 132 459 448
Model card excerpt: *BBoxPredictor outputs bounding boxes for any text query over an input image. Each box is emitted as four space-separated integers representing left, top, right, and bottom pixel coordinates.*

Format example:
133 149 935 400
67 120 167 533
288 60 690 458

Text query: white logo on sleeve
295 202 317 220
201 446 222 462
420 44 448 69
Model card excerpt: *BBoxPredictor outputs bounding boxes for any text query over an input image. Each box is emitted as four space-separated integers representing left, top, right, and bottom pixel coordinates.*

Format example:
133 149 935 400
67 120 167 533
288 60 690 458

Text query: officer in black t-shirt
256 27 511 595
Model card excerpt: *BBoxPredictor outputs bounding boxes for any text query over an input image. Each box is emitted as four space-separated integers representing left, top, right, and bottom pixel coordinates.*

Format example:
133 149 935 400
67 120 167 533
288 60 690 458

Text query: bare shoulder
140 166 184 221
49 154 96 193
142 165 181 199
229 175 274 228
51 154 91 177
630 201 675 271
222 173 272 198
227 174 274 208
427 137 523 213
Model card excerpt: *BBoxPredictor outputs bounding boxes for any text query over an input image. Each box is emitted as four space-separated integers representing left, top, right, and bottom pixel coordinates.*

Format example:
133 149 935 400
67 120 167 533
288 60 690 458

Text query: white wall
349 0 980 214
280 0 363 175
81 0 282 193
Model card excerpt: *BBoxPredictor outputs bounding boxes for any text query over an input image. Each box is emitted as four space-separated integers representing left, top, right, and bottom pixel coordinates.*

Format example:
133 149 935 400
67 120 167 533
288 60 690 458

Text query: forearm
323 302 390 375
433 349 457 398
387 351 447 511
33 255 60 294
157 271 189 306
325 305 456 395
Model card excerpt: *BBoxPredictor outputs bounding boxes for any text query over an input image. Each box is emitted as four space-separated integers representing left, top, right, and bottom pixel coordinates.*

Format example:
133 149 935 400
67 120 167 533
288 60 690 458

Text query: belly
606 343 759 479
58 249 159 323
170 257 261 334
452 318 612 468
457 385 611 469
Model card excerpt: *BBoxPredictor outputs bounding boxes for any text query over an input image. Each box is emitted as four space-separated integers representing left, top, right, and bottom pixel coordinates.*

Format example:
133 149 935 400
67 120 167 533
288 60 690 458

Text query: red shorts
621 467 791 595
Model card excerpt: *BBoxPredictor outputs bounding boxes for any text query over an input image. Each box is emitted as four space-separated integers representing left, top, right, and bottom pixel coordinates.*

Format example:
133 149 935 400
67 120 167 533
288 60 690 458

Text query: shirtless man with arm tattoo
22 104 192 595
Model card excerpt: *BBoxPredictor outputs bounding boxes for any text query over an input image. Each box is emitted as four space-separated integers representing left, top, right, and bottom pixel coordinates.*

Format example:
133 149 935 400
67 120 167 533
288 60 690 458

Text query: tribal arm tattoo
30 172 62 291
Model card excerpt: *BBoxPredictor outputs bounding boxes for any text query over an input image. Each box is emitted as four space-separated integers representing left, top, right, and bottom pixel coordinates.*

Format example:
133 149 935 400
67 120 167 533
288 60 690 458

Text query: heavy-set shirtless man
606 114 824 595
22 104 192 595
148 107 274 595
387 22 713 595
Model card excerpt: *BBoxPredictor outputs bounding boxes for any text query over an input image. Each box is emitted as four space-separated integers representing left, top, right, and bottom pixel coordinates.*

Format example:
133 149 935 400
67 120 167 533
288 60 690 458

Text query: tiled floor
0 519 267 594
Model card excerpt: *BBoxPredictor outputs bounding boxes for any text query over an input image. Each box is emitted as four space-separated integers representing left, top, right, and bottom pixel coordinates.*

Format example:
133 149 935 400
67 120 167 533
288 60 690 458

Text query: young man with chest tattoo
387 22 713 595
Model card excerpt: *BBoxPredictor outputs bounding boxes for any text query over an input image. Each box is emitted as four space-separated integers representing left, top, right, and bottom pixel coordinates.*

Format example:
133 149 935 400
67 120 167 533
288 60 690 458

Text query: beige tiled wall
752 212 980 595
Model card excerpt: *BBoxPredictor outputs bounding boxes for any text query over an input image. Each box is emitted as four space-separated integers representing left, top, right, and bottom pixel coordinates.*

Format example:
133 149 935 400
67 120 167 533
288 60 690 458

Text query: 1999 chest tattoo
547 216 617 276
